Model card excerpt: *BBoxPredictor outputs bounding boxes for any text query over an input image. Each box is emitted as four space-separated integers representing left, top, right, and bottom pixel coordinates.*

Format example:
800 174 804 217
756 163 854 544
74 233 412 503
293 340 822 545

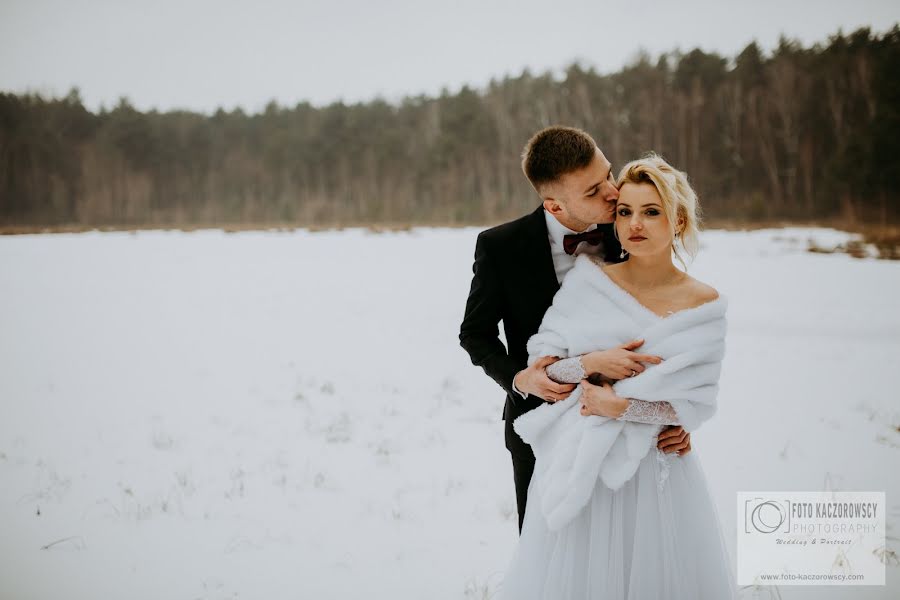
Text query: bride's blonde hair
616 153 701 269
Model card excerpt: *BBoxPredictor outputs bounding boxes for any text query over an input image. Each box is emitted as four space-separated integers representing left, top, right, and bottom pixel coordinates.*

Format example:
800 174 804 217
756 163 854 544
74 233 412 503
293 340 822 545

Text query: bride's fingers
633 353 663 364
625 361 645 374
657 433 686 450
657 427 683 441
669 440 689 453
659 433 688 452
659 439 683 452
621 339 644 350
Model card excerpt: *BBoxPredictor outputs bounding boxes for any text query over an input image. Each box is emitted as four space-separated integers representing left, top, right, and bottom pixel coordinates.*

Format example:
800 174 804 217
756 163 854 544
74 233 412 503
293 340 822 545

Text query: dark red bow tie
562 228 605 255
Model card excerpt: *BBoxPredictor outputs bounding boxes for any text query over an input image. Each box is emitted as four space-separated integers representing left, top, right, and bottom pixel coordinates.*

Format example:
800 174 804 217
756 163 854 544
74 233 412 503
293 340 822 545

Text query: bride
496 154 737 599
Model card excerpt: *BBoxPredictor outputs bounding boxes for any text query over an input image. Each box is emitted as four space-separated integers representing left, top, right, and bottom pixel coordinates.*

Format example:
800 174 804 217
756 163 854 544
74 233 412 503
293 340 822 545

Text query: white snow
1 226 898 599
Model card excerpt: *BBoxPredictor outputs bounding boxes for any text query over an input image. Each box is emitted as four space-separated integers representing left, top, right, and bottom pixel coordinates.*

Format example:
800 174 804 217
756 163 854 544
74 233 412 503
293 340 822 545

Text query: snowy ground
1 226 898 600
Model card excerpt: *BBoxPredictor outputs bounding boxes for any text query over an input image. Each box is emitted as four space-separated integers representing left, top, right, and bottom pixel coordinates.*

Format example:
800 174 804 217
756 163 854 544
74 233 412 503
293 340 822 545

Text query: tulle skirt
497 447 737 600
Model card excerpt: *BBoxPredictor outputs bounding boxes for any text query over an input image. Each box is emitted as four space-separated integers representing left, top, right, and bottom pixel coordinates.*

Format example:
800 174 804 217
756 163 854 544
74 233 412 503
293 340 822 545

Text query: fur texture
513 254 727 531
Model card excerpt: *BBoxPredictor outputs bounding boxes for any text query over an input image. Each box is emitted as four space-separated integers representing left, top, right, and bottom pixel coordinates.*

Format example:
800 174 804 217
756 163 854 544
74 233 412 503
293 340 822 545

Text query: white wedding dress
497 436 736 599
496 256 737 600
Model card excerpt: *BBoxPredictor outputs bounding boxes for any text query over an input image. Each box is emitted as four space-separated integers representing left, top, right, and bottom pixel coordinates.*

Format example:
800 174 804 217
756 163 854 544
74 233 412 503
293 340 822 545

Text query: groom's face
543 148 618 231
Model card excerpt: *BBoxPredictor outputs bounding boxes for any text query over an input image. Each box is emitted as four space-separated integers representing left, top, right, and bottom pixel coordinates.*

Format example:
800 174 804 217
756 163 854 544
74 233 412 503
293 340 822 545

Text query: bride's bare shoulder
682 274 720 304
592 258 622 276
582 255 619 277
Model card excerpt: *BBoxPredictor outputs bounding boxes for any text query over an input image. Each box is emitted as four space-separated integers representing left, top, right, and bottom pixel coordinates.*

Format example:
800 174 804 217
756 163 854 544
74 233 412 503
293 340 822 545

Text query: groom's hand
514 356 576 403
657 426 691 456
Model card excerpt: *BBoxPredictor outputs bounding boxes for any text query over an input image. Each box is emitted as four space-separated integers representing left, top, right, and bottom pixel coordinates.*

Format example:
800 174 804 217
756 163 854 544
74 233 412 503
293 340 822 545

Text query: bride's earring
620 249 628 259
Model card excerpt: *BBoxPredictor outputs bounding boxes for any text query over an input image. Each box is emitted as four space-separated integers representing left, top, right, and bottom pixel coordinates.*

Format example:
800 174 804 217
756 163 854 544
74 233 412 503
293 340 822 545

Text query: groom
459 126 692 533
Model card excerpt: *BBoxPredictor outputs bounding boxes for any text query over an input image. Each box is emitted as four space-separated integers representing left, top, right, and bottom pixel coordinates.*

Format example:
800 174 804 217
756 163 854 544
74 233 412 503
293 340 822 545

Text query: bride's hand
579 380 629 418
581 339 662 380
657 426 692 456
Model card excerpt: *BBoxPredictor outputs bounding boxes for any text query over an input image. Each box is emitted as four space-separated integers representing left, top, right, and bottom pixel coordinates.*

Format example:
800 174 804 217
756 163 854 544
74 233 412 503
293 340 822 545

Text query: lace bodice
545 356 680 425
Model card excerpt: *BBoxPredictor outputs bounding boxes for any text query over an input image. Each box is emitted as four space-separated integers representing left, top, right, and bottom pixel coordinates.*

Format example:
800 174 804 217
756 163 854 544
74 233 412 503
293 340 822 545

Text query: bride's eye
646 209 660 216
617 208 630 216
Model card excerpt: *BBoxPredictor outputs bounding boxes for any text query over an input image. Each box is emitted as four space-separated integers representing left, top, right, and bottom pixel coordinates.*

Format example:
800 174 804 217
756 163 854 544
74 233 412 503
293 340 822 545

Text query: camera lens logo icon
749 500 786 534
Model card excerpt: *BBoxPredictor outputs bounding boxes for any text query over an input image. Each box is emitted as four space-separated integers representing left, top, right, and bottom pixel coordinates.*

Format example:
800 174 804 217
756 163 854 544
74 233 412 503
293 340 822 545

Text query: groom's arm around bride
458 126 692 532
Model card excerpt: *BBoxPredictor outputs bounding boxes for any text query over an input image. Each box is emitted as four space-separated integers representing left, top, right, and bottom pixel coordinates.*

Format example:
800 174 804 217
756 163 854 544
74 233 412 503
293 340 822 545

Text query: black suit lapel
521 205 560 302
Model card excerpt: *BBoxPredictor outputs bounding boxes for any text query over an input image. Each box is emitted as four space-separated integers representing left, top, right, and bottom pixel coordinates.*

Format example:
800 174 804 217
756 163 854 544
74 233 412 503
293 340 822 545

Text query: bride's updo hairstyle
616 153 701 269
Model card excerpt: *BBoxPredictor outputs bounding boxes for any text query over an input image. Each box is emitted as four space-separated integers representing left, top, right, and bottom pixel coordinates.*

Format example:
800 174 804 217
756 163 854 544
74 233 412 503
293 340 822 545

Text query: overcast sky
2 0 898 114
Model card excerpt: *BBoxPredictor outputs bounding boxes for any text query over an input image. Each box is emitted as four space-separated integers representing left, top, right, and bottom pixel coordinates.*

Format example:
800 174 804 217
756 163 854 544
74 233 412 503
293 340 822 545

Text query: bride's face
615 182 678 258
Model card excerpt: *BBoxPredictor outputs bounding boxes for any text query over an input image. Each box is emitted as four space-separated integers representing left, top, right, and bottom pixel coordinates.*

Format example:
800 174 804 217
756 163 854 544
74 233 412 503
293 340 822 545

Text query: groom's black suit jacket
459 205 622 422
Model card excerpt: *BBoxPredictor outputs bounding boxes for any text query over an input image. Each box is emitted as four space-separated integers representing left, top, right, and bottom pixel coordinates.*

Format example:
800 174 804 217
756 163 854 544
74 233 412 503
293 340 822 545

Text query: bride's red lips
628 236 647 241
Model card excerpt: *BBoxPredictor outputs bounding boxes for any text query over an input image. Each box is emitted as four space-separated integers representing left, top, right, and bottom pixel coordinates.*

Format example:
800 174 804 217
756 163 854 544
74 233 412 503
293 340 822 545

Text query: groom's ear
543 197 563 216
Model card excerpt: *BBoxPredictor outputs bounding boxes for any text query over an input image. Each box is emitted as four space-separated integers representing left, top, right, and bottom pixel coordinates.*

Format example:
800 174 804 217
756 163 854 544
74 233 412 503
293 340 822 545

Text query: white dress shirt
543 209 600 283
512 210 600 399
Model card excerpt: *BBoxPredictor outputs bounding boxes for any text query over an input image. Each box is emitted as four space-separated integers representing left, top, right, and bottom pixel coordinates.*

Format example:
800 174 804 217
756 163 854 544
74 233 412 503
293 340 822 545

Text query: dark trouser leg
505 416 536 534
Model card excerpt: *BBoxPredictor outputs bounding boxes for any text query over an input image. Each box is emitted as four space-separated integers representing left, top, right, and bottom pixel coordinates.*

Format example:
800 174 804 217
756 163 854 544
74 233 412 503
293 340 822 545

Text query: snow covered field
1 226 898 599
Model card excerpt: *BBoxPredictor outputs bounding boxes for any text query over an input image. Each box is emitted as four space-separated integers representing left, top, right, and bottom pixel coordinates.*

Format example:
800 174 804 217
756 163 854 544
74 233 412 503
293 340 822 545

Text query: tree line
1 25 898 229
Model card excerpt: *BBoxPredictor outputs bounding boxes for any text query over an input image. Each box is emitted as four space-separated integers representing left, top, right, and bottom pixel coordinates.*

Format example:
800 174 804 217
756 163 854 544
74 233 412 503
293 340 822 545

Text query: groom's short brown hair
521 126 598 192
